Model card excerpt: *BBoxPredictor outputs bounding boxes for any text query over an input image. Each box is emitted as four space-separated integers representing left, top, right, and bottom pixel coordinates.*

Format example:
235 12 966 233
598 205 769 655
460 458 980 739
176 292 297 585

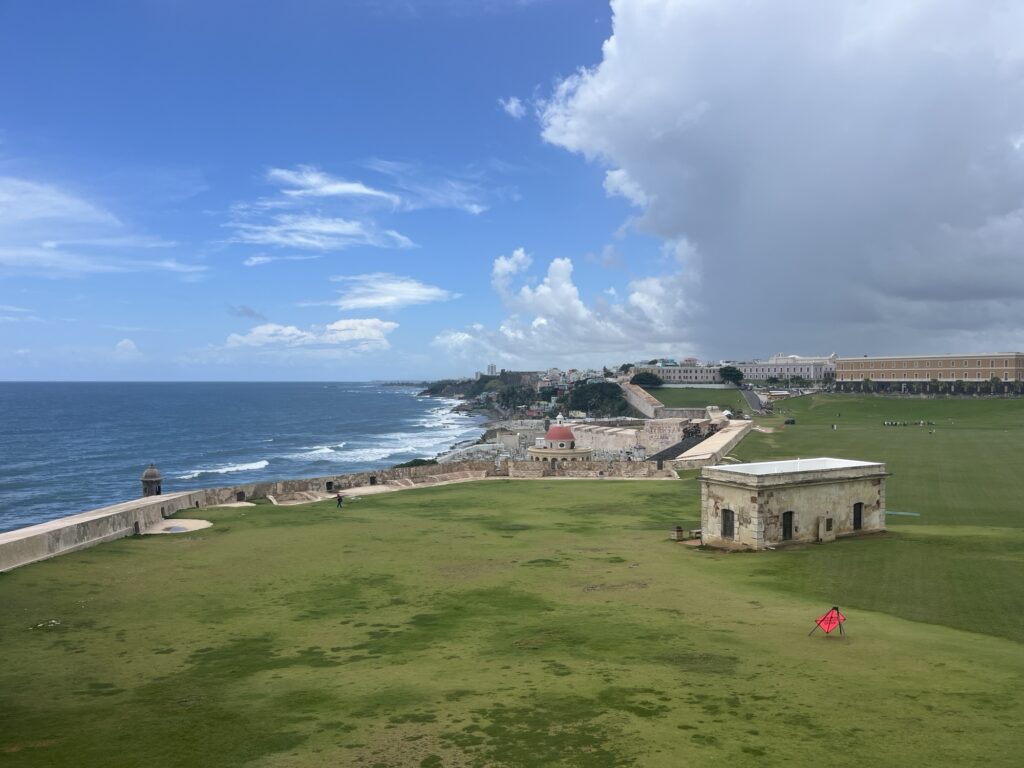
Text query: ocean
0 382 485 532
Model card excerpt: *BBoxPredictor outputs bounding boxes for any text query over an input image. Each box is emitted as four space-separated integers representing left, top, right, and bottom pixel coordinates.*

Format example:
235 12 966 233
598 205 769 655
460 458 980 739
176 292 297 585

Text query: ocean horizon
0 381 485 533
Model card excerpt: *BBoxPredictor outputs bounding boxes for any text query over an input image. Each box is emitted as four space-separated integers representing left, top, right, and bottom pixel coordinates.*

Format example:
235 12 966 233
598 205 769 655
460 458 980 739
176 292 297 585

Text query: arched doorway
782 511 793 541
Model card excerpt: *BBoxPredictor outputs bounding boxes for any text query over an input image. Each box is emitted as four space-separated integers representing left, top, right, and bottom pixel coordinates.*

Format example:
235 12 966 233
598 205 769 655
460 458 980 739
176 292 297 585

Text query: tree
618 363 632 373
630 371 664 387
719 365 744 386
563 382 631 417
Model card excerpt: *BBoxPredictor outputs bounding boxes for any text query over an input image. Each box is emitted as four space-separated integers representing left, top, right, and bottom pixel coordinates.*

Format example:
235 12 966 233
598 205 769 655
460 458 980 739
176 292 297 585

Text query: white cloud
0 176 205 278
228 213 414 251
243 253 322 267
114 338 142 360
225 318 398 354
491 246 532 292
267 165 400 205
324 273 459 310
0 177 118 228
538 0 1024 355
499 96 526 119
363 159 489 215
0 246 209 278
434 245 698 367
603 168 647 207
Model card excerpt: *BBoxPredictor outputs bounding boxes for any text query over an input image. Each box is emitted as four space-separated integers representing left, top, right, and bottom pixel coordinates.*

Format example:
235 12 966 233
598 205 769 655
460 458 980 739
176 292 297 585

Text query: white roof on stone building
706 457 881 475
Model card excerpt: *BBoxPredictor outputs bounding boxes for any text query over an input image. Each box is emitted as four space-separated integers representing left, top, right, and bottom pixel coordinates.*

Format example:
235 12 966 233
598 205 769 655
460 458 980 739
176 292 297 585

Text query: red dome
545 425 575 441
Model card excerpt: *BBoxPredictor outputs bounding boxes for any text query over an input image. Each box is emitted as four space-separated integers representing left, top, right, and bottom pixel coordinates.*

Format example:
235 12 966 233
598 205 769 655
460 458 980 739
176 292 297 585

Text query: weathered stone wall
572 424 641 453
196 460 502 506
0 491 208 573
639 419 690 451
0 456 676 573
0 460 502 573
620 383 665 418
508 460 673 479
700 464 887 550
658 407 710 419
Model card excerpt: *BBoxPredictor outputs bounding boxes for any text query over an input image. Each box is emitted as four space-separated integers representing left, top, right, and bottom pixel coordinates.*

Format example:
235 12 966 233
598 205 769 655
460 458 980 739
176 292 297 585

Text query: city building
700 458 887 550
633 361 723 384
487 363 497 376
736 353 837 383
835 353 1024 383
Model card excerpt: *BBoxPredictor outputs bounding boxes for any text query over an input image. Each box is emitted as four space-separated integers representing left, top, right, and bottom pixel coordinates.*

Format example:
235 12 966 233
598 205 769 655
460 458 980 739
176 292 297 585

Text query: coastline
0 383 488 533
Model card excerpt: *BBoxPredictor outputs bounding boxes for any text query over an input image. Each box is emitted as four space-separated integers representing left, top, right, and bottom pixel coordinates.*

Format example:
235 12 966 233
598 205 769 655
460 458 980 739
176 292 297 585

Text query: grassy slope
2 461 1023 766
699 394 1024 650
642 386 748 413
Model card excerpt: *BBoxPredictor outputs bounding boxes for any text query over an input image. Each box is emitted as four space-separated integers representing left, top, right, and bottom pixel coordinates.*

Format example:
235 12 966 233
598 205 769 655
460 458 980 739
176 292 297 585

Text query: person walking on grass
336 492 344 509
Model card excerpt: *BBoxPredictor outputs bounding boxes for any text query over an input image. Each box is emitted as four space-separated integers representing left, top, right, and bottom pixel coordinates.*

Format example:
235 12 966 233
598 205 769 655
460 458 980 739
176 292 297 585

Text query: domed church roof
544 426 575 442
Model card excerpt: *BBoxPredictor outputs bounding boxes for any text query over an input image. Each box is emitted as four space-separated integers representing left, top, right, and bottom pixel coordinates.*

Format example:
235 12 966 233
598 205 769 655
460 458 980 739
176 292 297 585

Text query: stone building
700 458 887 550
527 425 593 463
835 352 1024 384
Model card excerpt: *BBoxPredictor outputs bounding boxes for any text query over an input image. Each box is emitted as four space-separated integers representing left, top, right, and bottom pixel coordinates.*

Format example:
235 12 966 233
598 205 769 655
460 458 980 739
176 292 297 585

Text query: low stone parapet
0 491 207 573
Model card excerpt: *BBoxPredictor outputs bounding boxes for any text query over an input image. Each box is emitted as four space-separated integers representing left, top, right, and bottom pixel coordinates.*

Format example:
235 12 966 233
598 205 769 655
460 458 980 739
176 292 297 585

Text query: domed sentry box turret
141 463 163 497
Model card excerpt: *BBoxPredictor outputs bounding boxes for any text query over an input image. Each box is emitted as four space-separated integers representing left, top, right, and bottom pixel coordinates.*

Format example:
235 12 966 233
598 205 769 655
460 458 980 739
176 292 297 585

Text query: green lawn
2 395 1024 766
643 386 748 413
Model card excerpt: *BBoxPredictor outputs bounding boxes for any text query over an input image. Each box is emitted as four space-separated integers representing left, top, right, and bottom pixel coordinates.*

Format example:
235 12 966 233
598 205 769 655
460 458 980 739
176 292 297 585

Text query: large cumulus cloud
541 0 1024 355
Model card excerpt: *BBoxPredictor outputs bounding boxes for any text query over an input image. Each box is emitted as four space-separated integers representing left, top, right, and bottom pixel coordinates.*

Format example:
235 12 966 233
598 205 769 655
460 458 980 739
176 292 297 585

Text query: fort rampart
0 458 672 572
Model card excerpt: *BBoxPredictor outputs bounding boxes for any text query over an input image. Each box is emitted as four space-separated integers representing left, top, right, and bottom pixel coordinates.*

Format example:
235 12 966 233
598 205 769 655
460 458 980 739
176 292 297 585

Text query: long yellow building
835 353 1024 383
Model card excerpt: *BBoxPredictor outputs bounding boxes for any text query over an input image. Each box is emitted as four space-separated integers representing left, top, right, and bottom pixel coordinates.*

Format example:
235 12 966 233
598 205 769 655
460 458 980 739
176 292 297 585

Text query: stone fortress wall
1 386 752 573
0 457 674 573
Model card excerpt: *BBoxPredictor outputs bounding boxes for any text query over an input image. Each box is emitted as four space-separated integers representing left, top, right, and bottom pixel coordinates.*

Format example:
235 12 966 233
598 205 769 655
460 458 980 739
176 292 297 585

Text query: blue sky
3 1 1024 380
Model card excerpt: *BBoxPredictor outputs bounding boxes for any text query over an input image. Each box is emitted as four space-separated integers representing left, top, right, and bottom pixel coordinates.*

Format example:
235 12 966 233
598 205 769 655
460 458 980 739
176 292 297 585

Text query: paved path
741 388 763 413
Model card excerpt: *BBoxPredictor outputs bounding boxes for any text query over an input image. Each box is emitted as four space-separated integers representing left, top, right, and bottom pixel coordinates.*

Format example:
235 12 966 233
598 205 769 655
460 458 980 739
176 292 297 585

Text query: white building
634 362 723 384
735 353 836 383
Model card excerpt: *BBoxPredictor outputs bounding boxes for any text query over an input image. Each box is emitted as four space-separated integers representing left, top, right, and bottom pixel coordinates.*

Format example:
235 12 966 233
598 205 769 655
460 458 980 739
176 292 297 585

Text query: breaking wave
178 459 270 480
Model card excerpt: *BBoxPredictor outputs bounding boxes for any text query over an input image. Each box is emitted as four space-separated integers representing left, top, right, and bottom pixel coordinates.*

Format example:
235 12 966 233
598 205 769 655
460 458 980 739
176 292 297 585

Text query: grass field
1 395 1023 766
642 386 749 413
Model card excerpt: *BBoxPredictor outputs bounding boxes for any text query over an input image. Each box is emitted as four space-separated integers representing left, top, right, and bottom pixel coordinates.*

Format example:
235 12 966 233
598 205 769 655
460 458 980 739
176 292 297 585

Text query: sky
2 0 1024 381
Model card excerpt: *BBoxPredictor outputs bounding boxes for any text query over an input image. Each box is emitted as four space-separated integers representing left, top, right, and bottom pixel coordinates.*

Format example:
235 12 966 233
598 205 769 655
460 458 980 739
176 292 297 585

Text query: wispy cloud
228 213 414 251
322 273 460 310
267 165 400 205
0 176 205 278
225 166 418 255
242 253 320 267
363 159 488 215
0 177 118 228
0 246 209 278
499 96 526 119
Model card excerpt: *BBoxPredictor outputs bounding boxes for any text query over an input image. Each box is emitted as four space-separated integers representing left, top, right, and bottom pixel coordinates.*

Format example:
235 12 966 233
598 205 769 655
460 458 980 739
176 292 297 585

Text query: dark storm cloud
542 0 1024 356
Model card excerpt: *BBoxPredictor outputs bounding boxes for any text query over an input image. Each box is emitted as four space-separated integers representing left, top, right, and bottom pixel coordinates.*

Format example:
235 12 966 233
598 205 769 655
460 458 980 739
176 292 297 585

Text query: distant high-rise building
487 363 497 376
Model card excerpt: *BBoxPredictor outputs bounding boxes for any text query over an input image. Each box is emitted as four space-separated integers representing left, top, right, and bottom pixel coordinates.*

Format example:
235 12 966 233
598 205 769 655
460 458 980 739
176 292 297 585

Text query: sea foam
178 459 270 480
